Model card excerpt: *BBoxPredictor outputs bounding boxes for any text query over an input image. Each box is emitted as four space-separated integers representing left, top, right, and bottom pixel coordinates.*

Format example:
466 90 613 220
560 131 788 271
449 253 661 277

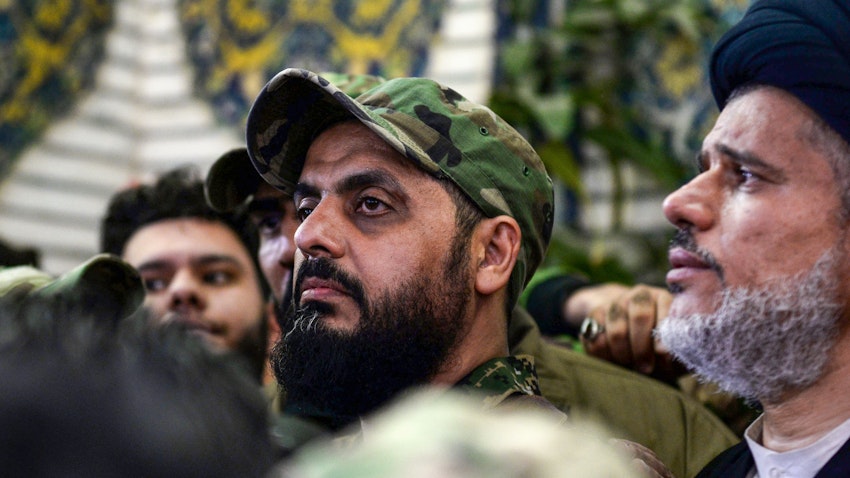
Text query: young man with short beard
101 166 273 383
655 0 850 476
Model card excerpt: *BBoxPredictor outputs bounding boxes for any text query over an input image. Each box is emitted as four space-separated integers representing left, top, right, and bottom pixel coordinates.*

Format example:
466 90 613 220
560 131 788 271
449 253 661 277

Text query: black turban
710 0 850 146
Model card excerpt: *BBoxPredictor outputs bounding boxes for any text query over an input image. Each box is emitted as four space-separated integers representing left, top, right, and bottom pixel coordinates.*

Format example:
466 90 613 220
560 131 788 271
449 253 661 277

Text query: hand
610 438 678 478
565 283 684 382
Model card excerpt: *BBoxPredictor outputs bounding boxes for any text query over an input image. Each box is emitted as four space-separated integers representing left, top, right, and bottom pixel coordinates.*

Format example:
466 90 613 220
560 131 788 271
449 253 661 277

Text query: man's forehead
702 88 819 162
721 86 819 130
127 219 253 260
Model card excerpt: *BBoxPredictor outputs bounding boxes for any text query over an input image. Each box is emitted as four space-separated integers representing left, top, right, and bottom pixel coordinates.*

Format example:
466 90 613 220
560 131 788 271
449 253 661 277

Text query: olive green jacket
509 307 737 478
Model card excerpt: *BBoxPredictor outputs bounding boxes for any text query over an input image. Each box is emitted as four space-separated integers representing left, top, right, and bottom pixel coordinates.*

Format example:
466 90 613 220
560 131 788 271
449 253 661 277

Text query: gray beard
657 249 844 404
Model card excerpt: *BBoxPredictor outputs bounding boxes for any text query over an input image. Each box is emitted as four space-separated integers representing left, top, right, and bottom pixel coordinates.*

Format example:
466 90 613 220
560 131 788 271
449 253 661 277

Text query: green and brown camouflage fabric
318 71 387 98
0 253 145 320
454 355 542 409
205 72 387 212
246 68 554 307
326 355 554 451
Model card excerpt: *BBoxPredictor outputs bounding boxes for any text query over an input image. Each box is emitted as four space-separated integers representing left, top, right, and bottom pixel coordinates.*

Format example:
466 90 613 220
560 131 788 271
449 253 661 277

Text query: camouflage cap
246 68 554 306
0 253 145 320
205 147 257 212
205 72 387 212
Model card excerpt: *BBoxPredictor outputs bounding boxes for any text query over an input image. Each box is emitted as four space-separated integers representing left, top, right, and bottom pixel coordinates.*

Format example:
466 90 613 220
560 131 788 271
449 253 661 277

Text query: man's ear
474 216 521 296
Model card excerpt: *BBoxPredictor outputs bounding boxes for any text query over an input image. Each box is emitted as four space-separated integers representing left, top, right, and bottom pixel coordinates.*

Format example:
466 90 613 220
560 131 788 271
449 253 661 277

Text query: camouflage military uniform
454 355 567 422
327 355 566 451
455 356 540 405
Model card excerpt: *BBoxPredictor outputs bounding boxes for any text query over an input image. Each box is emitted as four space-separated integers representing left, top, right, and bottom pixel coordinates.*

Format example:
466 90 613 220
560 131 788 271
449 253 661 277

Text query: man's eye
363 197 381 210
736 166 757 183
204 270 234 286
357 196 388 214
296 207 313 222
256 215 282 234
143 277 167 292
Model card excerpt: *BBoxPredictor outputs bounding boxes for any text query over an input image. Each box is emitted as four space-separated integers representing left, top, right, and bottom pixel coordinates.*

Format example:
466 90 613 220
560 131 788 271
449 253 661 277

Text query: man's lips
162 312 215 334
668 247 709 269
299 277 350 302
667 247 713 288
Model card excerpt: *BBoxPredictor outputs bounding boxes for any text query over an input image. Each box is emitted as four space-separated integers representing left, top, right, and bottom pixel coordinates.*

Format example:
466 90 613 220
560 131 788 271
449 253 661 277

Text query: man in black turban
711 0 850 146
655 0 850 476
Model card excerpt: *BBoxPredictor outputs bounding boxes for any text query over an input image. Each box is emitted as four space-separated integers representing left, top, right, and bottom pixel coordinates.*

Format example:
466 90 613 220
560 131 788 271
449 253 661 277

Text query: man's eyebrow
247 197 285 214
338 170 407 196
135 260 171 274
192 254 243 269
716 143 786 181
293 182 320 201
294 169 409 199
135 255 243 274
696 144 787 180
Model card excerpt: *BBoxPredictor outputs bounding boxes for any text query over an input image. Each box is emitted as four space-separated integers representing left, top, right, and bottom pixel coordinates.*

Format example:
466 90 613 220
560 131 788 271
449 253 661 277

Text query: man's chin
319 315 360 334
668 302 712 320
187 330 230 353
668 286 721 318
299 300 361 334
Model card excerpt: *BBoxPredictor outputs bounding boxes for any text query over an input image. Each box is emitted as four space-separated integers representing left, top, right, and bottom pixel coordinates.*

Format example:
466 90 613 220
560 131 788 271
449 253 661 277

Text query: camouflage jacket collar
453 355 542 410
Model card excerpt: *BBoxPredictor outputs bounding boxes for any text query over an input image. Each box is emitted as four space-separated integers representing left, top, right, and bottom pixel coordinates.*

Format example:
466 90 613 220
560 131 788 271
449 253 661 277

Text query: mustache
293 258 367 310
669 229 725 282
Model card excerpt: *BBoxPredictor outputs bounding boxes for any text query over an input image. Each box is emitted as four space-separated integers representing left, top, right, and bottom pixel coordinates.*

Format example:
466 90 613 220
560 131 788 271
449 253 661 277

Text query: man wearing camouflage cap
245 68 560 428
207 73 388 310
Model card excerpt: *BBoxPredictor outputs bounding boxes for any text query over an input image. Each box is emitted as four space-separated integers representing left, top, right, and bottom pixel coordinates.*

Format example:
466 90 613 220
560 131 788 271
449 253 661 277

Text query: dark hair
801 109 850 221
0 291 279 477
100 165 270 299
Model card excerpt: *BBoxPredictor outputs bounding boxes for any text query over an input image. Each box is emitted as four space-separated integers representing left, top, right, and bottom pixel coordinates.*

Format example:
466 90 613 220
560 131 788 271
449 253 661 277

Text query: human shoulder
510 305 738 478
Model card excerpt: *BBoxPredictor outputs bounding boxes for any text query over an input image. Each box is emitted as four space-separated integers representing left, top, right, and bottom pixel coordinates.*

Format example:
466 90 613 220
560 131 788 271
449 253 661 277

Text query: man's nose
662 173 716 233
168 269 205 310
294 198 346 260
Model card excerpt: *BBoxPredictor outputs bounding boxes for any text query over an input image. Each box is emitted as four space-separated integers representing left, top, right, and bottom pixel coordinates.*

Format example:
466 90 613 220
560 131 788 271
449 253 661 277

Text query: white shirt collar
745 415 850 478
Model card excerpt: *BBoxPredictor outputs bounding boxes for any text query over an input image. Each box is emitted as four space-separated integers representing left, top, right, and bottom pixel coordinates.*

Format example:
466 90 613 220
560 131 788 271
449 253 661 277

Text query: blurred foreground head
0 284 278 477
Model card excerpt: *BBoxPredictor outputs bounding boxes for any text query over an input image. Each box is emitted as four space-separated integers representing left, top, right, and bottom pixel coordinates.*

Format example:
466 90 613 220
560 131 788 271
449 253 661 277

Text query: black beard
274 273 294 331
162 310 268 384
231 312 269 384
272 243 471 428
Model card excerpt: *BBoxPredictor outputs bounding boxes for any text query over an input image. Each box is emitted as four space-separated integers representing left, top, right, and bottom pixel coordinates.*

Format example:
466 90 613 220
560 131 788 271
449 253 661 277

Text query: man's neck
430 300 509 385
761 337 850 452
